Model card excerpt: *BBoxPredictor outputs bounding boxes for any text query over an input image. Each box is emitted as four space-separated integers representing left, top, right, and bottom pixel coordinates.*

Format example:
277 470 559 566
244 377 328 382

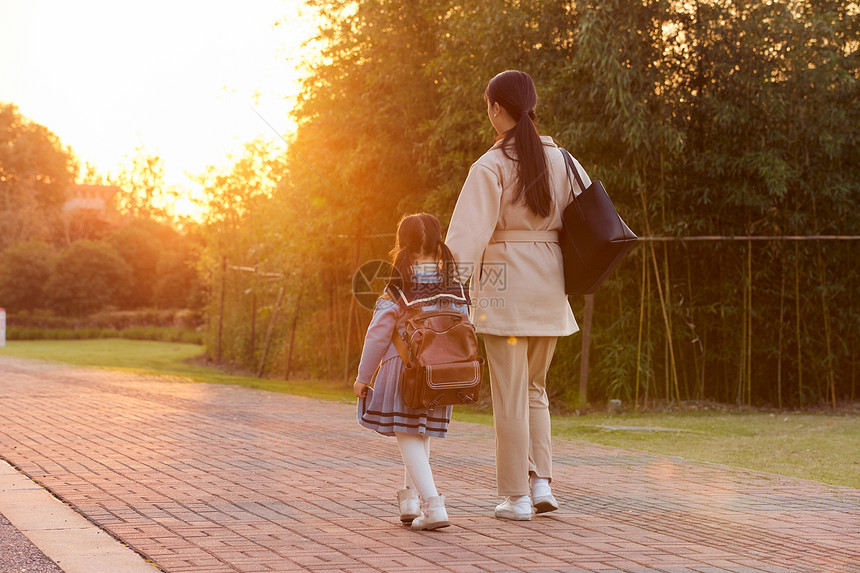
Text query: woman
445 70 591 520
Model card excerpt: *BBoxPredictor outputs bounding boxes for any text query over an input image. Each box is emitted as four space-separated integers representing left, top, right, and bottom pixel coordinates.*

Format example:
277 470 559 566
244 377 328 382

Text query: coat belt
491 230 559 243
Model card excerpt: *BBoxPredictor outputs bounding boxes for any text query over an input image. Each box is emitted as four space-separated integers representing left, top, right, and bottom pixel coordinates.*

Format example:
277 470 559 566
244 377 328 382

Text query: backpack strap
391 330 409 364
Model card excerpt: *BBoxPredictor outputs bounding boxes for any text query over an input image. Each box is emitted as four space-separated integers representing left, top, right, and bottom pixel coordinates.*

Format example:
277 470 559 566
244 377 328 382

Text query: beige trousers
483 334 558 496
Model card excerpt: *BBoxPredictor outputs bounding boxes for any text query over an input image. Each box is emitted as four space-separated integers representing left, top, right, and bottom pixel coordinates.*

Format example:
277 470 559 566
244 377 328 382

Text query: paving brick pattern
0 355 857 573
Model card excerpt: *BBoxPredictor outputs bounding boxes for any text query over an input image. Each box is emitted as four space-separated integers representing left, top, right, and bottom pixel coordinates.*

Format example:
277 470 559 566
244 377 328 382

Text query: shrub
45 240 133 315
9 327 109 340
153 249 203 310
7 308 204 329
118 326 204 344
174 309 204 329
0 241 56 311
7 325 204 344
107 224 162 308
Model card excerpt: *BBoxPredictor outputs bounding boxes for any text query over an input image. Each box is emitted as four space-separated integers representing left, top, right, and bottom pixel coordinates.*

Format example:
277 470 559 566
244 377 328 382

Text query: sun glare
0 0 320 222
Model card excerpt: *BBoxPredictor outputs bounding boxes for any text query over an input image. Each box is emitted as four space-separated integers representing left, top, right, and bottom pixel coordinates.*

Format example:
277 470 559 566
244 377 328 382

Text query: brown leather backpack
391 308 483 409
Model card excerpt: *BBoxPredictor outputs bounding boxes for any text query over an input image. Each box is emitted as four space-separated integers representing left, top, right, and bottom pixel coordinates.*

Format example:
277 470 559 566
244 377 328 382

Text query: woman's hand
353 380 369 398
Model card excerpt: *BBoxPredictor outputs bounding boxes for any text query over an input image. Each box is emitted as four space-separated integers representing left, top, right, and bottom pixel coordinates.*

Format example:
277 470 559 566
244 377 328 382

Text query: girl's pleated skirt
357 356 452 438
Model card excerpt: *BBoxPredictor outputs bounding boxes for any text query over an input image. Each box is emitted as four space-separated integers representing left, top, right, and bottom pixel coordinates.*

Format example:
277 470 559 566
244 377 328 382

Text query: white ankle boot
411 495 450 530
495 495 533 520
530 477 559 514
397 488 420 523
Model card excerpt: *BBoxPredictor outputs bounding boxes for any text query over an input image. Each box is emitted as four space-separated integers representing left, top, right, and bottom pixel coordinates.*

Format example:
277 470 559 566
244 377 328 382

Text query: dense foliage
0 105 203 316
0 103 76 251
200 0 858 408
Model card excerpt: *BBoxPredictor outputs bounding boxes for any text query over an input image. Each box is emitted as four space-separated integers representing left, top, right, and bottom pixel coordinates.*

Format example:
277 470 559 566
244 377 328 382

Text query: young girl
353 213 469 531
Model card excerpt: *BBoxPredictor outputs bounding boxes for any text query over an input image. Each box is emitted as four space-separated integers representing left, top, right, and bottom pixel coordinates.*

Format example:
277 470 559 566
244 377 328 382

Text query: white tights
395 432 438 500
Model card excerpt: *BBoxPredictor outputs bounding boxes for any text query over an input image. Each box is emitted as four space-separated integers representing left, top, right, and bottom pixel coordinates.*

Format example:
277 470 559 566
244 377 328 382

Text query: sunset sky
0 0 317 217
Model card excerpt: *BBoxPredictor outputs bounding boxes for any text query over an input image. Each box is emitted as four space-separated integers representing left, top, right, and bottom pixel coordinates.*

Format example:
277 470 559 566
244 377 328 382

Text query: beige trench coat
445 135 592 337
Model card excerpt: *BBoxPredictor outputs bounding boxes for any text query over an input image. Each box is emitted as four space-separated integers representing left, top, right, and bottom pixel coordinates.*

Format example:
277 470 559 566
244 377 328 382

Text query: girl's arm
354 380 370 398
445 162 503 283
355 298 400 386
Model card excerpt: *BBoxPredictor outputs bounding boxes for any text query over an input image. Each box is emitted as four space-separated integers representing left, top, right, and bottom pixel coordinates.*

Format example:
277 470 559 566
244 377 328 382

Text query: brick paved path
0 356 857 573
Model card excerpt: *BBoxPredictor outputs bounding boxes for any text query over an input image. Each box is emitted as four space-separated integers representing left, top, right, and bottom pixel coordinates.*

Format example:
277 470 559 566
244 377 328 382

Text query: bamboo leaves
195 0 858 407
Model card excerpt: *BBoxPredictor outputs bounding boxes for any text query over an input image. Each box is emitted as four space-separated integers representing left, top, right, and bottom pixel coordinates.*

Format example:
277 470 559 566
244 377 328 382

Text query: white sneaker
397 488 420 523
411 495 450 530
494 495 533 520
530 478 559 514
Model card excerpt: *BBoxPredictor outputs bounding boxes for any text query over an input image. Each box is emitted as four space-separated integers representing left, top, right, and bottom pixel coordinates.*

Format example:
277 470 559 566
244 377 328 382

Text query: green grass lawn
454 409 859 487
2 339 857 488
0 339 356 403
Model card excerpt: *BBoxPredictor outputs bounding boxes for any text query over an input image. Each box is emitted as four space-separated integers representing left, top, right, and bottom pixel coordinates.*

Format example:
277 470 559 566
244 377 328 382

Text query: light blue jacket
356 266 468 385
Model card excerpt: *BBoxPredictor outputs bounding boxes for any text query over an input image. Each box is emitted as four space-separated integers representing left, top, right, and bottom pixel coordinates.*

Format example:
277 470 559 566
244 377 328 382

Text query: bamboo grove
198 0 859 409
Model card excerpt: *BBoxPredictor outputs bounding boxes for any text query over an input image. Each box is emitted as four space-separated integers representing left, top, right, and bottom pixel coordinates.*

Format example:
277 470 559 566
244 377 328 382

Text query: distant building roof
63 185 120 214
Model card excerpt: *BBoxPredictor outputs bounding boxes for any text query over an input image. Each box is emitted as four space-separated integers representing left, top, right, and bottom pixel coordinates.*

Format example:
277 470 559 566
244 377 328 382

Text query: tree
104 218 203 310
0 103 77 250
45 240 132 315
197 0 858 405
296 0 453 229
0 241 56 311
153 247 203 309
111 146 170 221
106 223 163 308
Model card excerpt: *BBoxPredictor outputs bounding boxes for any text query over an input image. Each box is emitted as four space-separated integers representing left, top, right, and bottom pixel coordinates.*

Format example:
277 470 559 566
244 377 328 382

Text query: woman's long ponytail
486 71 551 218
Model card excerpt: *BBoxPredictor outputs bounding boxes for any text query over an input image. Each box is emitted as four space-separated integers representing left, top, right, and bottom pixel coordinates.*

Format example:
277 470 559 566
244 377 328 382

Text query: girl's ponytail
388 213 453 293
389 248 413 292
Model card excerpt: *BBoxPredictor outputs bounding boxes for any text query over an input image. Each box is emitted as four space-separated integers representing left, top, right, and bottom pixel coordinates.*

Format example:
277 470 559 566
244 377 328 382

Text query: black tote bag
559 149 638 295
